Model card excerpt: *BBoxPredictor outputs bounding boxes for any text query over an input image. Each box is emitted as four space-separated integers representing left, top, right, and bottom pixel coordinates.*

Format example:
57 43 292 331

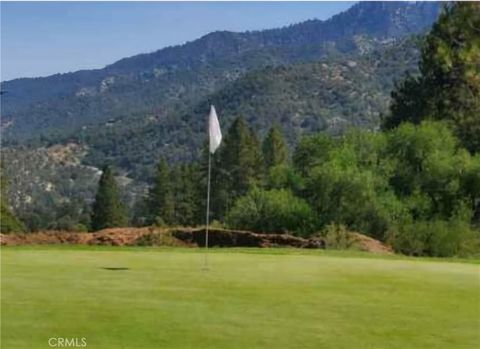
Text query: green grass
2 246 479 349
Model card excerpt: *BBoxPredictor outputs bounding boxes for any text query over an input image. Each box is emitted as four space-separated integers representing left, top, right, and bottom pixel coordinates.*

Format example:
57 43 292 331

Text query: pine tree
146 159 174 225
384 2 480 153
211 116 263 219
222 116 263 193
90 166 128 231
171 164 199 226
262 125 289 169
0 169 25 233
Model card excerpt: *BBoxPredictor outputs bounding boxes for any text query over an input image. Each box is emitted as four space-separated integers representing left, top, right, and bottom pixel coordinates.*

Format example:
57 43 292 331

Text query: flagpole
204 127 213 270
205 150 212 252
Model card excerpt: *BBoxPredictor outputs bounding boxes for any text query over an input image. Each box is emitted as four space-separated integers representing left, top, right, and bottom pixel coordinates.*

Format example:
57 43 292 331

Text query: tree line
1 2 479 257
85 2 480 257
86 110 480 257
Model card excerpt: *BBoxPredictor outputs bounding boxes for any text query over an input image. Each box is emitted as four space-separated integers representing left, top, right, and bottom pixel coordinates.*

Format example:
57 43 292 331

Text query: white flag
209 105 222 154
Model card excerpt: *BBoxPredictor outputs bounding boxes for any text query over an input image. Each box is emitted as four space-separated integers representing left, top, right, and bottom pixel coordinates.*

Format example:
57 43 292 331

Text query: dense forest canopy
384 2 480 153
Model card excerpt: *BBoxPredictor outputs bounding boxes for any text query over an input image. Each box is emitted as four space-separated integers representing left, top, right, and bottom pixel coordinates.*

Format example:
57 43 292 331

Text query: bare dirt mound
0 227 163 247
0 227 321 248
0 231 92 245
170 228 325 248
350 232 394 254
1 227 392 253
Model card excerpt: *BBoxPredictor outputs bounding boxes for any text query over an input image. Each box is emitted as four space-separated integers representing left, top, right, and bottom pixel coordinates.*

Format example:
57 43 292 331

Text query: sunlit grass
2 246 479 349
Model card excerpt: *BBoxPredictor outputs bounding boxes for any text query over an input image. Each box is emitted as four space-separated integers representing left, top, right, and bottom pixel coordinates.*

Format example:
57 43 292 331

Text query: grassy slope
2 247 479 349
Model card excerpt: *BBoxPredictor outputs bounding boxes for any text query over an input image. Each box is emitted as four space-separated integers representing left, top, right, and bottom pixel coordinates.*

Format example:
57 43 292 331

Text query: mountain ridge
1 1 440 121
0 2 439 83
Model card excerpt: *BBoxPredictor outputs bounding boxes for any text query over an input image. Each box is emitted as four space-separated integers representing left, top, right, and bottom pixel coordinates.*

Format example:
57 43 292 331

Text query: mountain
75 35 422 180
1 1 440 142
1 2 442 229
181 36 422 142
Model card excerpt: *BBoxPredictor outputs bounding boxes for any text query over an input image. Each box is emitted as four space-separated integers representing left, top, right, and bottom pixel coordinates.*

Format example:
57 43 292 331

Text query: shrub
385 121 474 219
0 203 25 233
322 224 357 250
306 161 404 239
209 220 224 229
135 232 183 247
153 216 167 228
74 224 89 232
387 219 480 257
266 164 304 193
226 188 314 236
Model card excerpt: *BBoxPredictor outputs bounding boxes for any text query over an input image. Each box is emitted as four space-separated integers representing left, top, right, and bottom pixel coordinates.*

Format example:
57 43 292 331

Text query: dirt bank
0 227 393 254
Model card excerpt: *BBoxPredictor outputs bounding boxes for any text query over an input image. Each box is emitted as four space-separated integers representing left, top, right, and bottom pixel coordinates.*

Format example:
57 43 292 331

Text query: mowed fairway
2 247 479 349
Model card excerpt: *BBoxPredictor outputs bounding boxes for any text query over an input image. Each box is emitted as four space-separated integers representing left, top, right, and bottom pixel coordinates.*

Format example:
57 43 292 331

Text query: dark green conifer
171 164 199 226
262 125 289 169
90 166 128 231
211 116 263 219
384 2 480 153
0 169 25 233
221 116 263 193
146 159 174 225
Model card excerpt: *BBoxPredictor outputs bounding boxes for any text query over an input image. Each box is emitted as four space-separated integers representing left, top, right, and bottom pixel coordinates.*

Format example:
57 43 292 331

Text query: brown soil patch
170 227 325 248
1 227 392 254
350 232 394 254
0 227 162 247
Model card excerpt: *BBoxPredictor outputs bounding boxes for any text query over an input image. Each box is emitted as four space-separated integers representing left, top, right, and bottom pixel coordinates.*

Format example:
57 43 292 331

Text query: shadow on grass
100 267 130 271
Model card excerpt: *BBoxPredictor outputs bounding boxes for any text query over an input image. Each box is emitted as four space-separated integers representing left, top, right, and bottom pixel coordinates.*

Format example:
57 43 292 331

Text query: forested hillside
1 2 450 234
1 2 439 142
76 35 422 180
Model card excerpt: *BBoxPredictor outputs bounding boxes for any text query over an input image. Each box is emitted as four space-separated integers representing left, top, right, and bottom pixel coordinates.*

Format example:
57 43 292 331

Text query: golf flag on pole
204 105 221 268
209 105 222 153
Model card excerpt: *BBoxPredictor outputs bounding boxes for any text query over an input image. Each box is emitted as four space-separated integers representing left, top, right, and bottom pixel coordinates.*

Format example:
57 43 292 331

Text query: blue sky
1 1 356 81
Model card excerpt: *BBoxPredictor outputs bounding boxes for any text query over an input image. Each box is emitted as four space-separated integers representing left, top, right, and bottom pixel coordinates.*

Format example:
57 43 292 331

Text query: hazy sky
1 1 356 81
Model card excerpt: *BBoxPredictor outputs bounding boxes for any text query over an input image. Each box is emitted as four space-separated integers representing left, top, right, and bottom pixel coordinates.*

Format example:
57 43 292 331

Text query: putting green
2 247 479 349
